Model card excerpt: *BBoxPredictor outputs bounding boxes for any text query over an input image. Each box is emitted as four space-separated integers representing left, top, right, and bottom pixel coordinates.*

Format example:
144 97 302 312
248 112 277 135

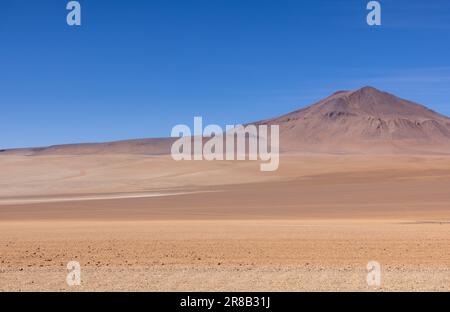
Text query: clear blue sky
1 0 450 148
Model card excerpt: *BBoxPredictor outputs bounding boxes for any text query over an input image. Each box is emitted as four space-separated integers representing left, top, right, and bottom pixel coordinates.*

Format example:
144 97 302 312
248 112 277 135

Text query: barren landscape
1 154 450 291
1 87 450 291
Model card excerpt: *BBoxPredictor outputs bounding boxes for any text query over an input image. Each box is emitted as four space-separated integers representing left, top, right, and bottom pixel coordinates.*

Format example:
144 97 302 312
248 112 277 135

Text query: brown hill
1 138 176 156
256 86 450 154
2 86 450 155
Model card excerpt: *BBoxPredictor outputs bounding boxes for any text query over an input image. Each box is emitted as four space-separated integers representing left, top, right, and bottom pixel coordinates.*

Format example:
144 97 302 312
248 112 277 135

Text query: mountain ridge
3 86 450 155
255 86 450 153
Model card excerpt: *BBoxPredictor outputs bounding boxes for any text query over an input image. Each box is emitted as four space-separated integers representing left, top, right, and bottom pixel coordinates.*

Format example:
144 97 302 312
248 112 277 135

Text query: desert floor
0 154 449 291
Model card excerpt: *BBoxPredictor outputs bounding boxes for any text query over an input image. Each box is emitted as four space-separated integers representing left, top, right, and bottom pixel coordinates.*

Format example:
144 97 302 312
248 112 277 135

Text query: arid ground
1 154 449 291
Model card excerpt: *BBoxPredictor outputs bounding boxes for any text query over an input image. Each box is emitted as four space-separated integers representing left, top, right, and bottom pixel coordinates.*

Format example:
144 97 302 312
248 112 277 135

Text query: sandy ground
1 154 450 291
1 220 449 291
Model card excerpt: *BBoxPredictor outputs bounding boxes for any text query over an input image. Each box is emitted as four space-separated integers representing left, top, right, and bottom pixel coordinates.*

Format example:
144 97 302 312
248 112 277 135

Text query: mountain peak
328 86 387 103
321 86 444 120
354 86 382 94
260 87 450 153
267 86 449 123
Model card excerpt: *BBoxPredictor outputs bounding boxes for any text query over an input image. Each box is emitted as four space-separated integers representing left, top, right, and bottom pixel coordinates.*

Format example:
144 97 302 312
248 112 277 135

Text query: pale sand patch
0 191 211 206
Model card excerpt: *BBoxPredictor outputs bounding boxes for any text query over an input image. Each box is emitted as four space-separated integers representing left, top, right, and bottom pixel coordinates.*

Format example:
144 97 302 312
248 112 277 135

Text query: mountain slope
2 86 450 155
256 86 450 153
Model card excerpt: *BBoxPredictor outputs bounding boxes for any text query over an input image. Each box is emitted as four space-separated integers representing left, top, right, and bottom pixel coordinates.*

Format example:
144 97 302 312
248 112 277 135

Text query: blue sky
1 0 450 148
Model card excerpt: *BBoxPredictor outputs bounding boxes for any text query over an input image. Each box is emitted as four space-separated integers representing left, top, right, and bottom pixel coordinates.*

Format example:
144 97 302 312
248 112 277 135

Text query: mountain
0 138 176 156
2 86 450 155
256 86 450 154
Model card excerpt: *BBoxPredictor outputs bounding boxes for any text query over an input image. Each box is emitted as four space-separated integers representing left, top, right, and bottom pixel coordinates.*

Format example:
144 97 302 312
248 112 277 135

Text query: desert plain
1 153 449 291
